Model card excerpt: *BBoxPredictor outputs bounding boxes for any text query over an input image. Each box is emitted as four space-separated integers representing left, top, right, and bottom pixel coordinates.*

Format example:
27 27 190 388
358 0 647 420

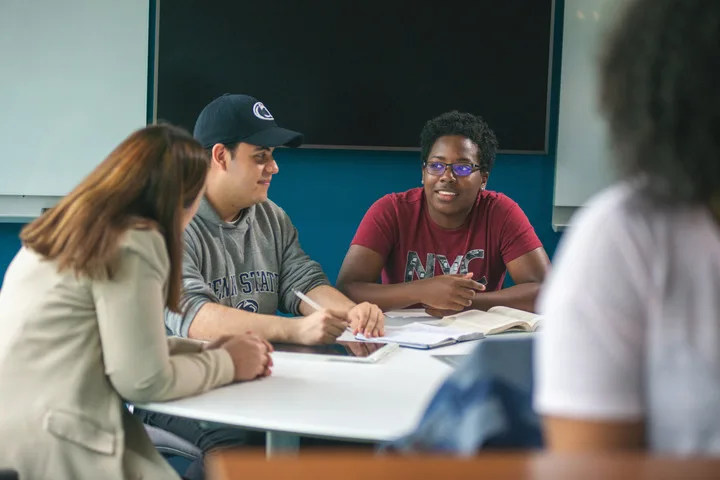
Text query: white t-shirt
534 182 720 454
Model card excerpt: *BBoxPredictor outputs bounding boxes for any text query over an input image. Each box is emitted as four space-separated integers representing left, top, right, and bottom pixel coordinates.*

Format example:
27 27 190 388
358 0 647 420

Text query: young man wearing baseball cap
137 94 385 478
163 93 384 343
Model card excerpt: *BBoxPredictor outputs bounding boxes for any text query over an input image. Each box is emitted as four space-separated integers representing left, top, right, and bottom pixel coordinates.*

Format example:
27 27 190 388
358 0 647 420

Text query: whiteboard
0 0 149 218
552 0 624 230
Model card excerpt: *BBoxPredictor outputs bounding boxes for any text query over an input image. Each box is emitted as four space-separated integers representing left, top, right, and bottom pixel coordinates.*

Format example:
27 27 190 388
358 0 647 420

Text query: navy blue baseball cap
193 93 304 149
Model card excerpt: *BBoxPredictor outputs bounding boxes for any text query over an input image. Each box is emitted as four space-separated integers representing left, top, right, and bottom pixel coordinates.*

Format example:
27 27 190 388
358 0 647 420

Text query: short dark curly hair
600 0 720 205
420 111 499 173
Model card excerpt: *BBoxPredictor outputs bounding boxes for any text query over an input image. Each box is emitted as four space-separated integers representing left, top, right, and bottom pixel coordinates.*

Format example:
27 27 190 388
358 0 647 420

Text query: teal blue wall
0 147 561 286
0 148 560 285
0 1 564 286
269 148 560 284
0 223 22 283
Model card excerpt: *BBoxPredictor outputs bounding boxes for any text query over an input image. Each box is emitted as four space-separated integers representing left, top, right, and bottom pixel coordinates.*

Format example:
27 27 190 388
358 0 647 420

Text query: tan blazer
0 229 235 480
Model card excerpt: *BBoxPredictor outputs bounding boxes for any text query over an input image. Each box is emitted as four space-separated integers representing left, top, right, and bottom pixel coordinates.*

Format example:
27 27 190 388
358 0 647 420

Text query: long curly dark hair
600 0 720 205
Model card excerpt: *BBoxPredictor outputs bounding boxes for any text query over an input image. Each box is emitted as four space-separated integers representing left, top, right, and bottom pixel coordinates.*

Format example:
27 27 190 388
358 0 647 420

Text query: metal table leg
266 431 300 457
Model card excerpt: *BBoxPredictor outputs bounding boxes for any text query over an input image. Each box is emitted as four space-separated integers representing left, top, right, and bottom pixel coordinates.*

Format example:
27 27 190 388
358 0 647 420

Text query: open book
355 323 484 349
422 306 542 335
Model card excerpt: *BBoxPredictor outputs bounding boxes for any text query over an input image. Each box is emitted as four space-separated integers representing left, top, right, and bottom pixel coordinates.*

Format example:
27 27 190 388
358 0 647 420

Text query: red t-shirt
351 187 542 291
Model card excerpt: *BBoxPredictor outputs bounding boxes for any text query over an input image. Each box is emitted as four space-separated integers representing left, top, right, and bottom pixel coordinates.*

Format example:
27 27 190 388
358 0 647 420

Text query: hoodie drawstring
219 224 233 306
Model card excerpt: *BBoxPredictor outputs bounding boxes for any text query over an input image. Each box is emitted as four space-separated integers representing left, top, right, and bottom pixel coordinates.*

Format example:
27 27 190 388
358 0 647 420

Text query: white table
136 329 477 456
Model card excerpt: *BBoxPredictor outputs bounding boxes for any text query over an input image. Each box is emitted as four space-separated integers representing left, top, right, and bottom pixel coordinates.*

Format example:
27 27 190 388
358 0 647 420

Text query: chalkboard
155 0 554 152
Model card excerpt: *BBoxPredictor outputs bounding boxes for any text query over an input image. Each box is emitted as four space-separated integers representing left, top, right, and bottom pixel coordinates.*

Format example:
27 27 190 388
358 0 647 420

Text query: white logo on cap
252 102 274 121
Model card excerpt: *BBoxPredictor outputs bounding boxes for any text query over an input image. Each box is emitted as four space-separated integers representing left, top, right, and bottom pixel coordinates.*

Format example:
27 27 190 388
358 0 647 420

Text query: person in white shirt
535 0 720 453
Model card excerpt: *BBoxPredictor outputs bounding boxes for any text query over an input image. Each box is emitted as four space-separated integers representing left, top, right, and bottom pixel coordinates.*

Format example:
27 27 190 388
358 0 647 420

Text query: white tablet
271 341 399 364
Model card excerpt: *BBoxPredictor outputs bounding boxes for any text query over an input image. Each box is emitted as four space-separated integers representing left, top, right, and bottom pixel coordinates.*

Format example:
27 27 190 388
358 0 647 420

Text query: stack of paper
356 323 483 349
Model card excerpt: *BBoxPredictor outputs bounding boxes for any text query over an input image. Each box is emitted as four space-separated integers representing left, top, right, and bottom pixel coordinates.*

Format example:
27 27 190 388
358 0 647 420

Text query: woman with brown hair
0 124 272 479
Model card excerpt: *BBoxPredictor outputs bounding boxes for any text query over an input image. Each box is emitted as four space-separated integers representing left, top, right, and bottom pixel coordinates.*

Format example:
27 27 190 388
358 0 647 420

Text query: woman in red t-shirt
337 111 550 316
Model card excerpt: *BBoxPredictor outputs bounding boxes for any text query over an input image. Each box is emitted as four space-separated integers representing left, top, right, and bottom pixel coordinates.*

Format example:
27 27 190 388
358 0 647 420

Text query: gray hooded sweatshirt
165 196 330 337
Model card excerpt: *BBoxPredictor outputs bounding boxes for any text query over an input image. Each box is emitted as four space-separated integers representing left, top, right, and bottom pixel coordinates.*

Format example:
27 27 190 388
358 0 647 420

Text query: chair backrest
0 469 18 480
143 424 202 461
472 334 534 389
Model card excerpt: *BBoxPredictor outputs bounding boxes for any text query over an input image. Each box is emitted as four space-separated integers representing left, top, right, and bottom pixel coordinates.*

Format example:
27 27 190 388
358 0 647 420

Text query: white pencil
294 290 353 332
294 290 323 311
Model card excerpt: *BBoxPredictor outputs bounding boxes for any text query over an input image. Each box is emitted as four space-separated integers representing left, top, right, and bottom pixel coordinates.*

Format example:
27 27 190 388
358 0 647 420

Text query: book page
487 306 543 329
425 309 530 335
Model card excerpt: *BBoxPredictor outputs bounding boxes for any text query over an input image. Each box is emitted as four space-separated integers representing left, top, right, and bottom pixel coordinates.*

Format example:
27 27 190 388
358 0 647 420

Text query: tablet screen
272 341 388 358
